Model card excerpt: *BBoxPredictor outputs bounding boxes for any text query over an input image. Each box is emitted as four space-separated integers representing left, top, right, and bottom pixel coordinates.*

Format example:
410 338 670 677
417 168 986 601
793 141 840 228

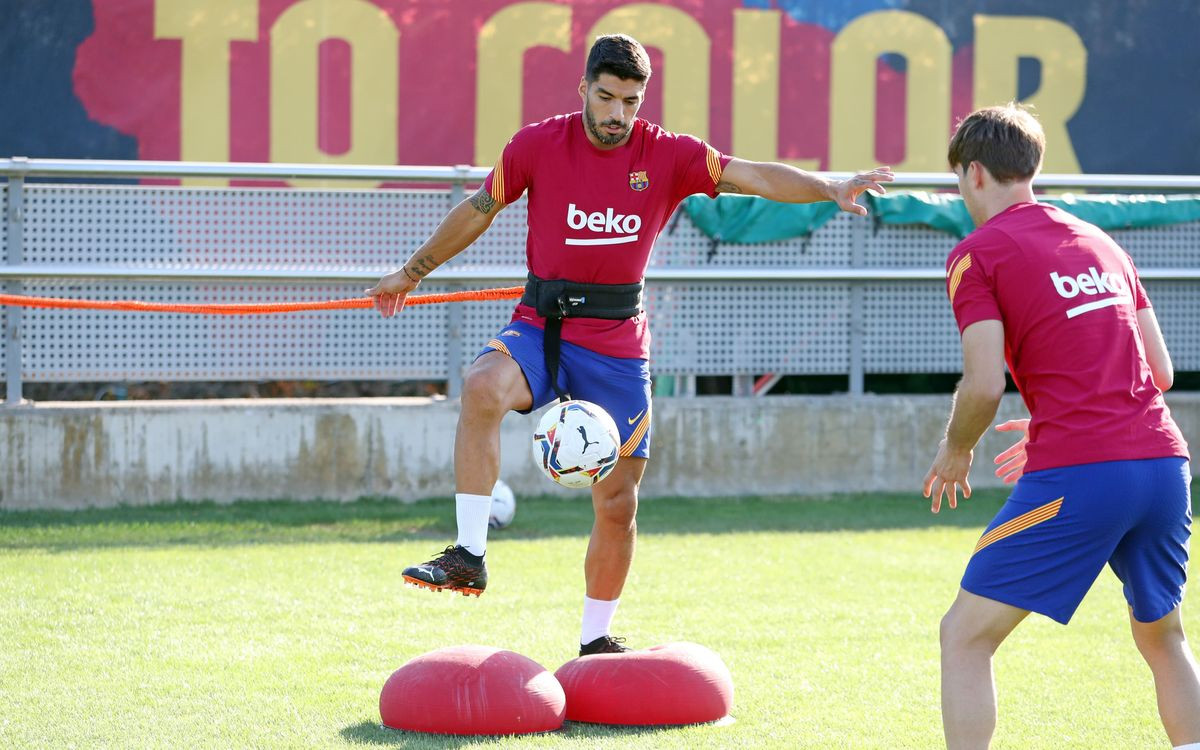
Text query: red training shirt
947 201 1188 473
483 113 732 359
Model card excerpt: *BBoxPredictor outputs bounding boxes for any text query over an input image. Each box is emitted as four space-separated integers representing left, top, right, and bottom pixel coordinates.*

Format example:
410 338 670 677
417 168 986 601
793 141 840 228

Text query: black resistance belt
521 273 644 401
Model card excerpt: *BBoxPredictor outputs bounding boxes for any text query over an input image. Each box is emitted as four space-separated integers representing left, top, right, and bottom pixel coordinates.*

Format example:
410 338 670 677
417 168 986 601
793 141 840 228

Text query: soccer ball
531 400 621 489
489 479 516 529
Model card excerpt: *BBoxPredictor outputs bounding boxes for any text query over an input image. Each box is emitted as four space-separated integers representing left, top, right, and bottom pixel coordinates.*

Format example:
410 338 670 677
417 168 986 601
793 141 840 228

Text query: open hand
364 269 419 318
993 419 1031 484
922 438 974 514
832 167 894 216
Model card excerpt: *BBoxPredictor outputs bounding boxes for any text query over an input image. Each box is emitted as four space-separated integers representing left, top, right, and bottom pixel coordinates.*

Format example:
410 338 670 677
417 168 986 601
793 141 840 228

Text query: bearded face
578 74 644 148
584 105 631 145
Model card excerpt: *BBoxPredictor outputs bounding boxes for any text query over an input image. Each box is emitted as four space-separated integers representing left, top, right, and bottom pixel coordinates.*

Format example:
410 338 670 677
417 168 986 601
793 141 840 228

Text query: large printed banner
3 0 1197 184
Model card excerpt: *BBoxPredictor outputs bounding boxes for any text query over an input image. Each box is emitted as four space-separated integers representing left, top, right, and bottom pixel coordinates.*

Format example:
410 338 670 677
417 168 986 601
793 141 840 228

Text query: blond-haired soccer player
367 34 891 656
924 104 1198 749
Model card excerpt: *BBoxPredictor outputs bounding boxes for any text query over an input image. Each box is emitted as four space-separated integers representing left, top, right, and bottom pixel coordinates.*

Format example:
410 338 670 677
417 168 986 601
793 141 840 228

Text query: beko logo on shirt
565 203 642 246
1049 267 1132 319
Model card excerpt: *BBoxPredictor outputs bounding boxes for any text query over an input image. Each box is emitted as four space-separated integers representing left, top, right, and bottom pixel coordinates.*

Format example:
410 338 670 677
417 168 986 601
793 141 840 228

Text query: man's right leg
940 588 1029 750
454 350 534 497
1129 605 1200 746
402 350 533 595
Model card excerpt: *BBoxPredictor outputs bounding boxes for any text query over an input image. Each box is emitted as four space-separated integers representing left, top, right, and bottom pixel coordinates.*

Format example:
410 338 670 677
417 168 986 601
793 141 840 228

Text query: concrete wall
2 394 1198 510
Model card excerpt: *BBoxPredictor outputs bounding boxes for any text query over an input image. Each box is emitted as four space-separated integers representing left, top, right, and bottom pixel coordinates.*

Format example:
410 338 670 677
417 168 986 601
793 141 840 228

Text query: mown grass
1 490 1193 749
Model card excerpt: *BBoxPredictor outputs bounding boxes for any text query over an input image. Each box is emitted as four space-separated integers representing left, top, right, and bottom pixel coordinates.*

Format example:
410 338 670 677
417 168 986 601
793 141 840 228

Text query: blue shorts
478 321 652 459
962 457 1191 624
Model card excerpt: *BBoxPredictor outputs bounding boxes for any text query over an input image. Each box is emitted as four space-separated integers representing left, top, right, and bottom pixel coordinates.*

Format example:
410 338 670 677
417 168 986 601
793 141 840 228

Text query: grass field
1 490 1195 749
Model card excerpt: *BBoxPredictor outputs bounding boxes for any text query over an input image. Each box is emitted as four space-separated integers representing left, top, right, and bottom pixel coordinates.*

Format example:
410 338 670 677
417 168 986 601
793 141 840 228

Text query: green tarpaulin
682 192 1200 243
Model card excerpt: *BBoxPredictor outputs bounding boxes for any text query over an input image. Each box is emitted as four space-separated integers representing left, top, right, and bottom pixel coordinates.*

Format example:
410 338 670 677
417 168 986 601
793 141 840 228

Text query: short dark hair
947 104 1045 183
585 34 651 83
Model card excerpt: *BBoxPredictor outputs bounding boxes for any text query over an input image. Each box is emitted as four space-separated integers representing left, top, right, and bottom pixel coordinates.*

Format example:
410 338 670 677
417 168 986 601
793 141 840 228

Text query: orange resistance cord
0 286 524 315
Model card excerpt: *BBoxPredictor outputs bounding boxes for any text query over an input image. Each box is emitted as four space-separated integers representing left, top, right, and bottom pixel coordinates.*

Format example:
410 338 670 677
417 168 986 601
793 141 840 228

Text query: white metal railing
4 158 1200 405
6 157 1200 189
2 265 1199 284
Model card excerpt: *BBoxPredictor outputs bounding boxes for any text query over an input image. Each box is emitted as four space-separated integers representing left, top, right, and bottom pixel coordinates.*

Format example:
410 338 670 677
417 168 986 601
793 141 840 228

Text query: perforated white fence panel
1143 281 1200 371
648 207 856 269
20 281 451 380
647 282 850 373
457 198 527 268
861 282 962 373
22 185 453 267
1113 223 1200 267
3 182 1199 382
863 221 959 268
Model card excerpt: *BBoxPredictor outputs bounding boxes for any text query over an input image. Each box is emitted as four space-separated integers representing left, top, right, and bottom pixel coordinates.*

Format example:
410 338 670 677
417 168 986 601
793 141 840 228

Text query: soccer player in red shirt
923 104 1198 749
367 34 892 657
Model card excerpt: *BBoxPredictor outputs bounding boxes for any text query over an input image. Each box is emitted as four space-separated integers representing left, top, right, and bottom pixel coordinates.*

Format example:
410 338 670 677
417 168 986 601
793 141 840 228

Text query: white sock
580 596 620 645
454 493 492 556
1173 744 1200 749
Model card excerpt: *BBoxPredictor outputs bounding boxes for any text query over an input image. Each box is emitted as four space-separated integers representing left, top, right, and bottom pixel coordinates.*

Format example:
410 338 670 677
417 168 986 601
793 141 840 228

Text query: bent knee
594 491 638 528
939 608 1002 655
1132 615 1189 659
462 356 527 414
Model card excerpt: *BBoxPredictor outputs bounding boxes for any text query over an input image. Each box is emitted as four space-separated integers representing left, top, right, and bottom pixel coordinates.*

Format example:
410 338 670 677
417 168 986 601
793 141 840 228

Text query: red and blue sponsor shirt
483 113 732 359
947 201 1188 472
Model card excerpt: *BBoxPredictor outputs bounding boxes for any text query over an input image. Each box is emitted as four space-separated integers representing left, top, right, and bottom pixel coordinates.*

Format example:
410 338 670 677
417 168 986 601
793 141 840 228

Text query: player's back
947 202 1187 472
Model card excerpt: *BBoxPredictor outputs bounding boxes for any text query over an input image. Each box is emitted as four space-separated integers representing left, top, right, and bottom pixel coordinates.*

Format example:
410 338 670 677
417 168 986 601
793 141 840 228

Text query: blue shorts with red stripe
962 456 1191 624
479 321 652 459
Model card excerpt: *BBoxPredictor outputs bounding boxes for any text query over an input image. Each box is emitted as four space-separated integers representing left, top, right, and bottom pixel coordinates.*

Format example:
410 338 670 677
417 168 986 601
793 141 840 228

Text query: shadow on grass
339 720 501 748
338 719 722 746
0 491 1026 551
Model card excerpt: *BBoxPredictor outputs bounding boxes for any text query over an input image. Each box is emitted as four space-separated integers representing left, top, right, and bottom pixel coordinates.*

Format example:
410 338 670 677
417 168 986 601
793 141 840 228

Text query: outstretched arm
716 158 893 215
365 188 506 317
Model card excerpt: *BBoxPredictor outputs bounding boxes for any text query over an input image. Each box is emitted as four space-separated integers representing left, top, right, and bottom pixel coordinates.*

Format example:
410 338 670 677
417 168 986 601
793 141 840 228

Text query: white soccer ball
531 399 621 489
489 479 516 529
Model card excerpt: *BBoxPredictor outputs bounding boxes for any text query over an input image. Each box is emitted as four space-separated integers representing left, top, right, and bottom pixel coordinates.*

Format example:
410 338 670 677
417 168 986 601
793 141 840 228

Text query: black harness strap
543 316 568 401
522 273 644 401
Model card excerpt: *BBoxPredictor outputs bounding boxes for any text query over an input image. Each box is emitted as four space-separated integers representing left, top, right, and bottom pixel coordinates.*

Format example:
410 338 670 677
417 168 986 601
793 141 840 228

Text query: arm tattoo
408 254 438 278
715 180 743 195
468 188 497 215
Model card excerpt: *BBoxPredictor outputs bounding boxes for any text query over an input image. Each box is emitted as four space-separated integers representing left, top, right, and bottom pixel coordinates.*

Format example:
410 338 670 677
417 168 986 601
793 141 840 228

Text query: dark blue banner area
0 0 136 160
900 0 1200 174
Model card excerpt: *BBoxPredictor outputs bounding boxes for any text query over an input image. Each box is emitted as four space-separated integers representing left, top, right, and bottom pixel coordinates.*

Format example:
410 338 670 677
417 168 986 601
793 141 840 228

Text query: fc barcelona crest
629 170 649 191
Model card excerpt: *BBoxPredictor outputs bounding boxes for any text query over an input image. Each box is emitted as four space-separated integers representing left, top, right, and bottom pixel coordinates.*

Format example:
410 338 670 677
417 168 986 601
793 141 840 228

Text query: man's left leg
578 456 646 655
940 588 1029 750
560 341 651 656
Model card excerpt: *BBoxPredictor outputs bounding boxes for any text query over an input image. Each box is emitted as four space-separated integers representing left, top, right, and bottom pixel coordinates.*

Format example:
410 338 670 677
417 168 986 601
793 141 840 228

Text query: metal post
445 167 470 399
4 159 26 406
848 214 867 396
733 374 754 397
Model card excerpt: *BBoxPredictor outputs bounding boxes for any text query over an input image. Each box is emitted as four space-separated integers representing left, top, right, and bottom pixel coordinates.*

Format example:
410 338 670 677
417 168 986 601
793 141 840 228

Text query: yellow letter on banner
830 10 951 172
154 0 258 186
587 4 710 142
270 0 398 187
732 8 817 169
475 3 572 167
973 15 1085 174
